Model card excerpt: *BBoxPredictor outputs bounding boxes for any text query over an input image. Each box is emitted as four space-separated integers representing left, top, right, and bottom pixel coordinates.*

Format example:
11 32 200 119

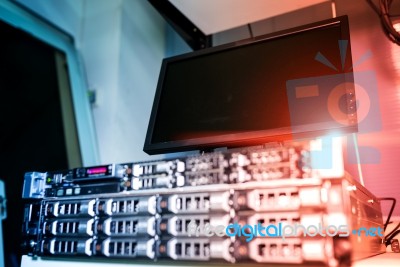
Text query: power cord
377 197 400 248
247 24 254 39
366 0 400 45
385 222 400 247
378 197 396 231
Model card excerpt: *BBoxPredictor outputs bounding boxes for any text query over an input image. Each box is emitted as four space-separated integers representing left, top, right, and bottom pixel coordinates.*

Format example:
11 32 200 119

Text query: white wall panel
16 0 167 163
169 0 330 34
16 0 83 39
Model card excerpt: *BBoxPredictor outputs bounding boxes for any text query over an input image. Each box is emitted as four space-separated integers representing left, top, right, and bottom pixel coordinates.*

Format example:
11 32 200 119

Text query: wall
78 0 124 163
16 0 167 163
212 1 400 216
169 0 330 35
114 0 166 162
335 0 400 216
77 0 167 163
15 0 83 39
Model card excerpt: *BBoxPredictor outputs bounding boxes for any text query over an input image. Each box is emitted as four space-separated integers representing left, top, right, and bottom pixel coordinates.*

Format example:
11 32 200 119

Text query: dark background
0 20 69 267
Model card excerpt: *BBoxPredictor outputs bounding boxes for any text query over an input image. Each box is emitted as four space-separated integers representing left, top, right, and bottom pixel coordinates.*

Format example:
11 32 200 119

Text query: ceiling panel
169 0 330 35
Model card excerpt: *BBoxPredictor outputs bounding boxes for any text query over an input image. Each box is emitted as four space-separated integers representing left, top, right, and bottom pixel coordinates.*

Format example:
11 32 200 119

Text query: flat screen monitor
144 16 357 155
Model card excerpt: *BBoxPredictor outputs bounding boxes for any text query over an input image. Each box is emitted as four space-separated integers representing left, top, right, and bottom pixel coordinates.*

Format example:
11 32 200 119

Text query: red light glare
87 167 107 175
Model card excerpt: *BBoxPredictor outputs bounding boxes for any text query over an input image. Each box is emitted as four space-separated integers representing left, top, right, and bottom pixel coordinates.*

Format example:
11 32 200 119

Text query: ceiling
169 0 330 35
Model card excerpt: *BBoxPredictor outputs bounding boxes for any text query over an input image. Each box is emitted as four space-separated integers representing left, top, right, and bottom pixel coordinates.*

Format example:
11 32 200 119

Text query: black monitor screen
144 16 356 154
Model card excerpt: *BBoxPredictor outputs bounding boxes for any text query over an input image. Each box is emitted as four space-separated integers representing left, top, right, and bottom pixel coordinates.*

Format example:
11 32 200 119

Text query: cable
378 197 396 231
366 0 400 45
366 0 381 15
384 223 400 246
247 24 254 39
386 221 400 240
380 0 400 45
386 229 400 246
247 23 254 38
352 134 365 186
377 197 400 247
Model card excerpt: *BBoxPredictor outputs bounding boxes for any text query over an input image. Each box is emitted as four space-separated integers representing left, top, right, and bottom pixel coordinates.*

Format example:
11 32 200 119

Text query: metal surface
148 0 211 50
